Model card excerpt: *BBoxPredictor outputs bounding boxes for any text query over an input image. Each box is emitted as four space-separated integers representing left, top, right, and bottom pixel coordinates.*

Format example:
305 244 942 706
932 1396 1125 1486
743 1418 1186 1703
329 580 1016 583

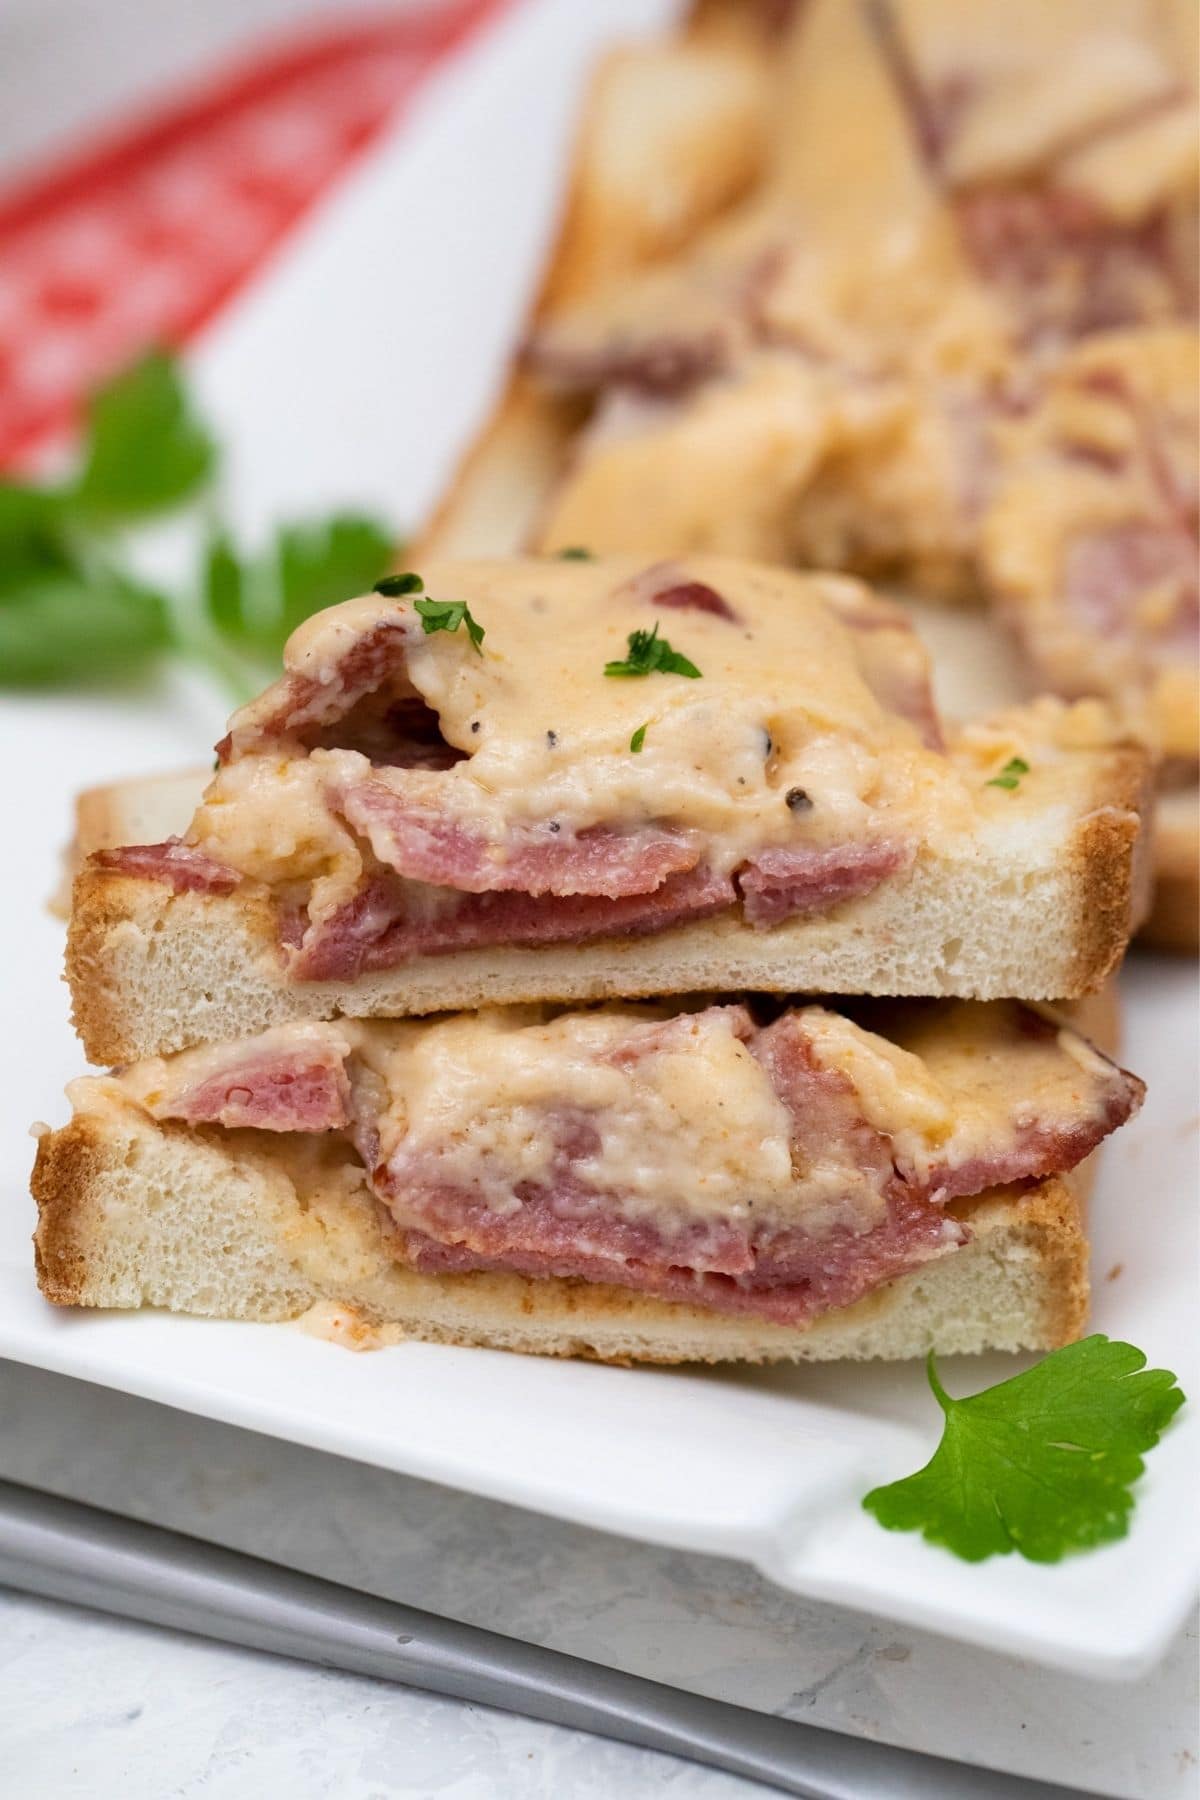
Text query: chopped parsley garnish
863 1337 1184 1563
373 571 425 596
414 596 485 653
604 622 701 681
557 546 593 560
630 723 648 753
986 755 1030 791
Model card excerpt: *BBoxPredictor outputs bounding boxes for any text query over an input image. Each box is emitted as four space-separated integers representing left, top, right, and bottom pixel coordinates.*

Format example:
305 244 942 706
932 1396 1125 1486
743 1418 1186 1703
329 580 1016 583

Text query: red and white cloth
0 1 511 471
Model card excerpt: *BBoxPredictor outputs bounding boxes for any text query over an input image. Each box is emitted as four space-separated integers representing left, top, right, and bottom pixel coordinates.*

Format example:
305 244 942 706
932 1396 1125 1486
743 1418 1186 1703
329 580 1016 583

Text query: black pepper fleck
547 820 561 834
786 787 813 812
470 720 480 733
546 729 558 748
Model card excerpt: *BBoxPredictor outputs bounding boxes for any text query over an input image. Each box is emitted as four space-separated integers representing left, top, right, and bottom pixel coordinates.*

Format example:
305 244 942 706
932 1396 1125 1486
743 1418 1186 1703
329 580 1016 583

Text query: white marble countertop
1 1360 1196 1800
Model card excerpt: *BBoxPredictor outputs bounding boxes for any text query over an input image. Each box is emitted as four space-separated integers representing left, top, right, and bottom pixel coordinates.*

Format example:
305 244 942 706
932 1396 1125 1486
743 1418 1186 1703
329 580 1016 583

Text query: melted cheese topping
981 329 1199 759
357 1006 799 1228
892 0 1186 188
528 0 1194 612
189 556 985 897
72 998 1133 1245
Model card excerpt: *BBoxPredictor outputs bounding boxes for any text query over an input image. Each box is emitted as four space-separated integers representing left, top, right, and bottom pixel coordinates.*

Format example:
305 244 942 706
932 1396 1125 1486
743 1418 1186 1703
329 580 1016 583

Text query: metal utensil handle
0 1478 1100 1800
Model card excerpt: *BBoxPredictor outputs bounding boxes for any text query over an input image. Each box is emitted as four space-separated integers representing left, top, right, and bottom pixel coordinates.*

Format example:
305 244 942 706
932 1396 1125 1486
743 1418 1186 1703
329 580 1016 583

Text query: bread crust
66 741 1150 1065
30 1109 1089 1363
1138 786 1199 951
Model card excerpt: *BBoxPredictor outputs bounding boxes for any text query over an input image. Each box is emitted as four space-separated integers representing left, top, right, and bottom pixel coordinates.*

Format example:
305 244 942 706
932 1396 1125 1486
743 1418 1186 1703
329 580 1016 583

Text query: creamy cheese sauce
982 329 1199 759
357 1006 799 1229
73 997 1132 1244
187 556 990 900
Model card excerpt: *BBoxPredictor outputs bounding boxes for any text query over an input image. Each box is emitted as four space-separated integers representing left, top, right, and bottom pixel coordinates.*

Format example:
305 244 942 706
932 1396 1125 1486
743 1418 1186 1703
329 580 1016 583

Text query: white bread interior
30 1103 1090 1364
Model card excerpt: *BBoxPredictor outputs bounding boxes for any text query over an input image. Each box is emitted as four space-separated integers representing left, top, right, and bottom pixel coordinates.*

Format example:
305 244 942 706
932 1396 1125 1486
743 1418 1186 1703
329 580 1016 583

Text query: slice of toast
30 1105 1089 1363
67 721 1149 1066
414 11 1199 951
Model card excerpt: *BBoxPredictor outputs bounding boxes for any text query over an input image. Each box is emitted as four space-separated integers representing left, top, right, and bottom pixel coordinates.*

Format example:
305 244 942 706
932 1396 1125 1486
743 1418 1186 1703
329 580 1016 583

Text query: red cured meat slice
955 188 1195 343
737 838 910 926
219 615 417 760
290 863 736 982
333 775 701 897
1064 521 1199 656
157 1048 351 1133
525 327 731 398
652 579 738 620
624 561 741 622
392 1206 960 1327
92 838 240 895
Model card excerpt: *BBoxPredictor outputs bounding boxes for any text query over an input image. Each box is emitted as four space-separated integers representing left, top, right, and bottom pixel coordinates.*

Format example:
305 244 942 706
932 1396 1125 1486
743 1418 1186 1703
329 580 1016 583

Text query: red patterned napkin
0 0 510 470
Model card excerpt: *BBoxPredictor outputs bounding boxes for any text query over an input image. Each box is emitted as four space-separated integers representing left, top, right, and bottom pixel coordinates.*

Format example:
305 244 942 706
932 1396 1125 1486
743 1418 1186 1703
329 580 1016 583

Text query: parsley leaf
73 350 217 518
374 571 425 596
0 350 397 698
630 723 648 753
863 1337 1185 1563
987 755 1030 791
605 622 701 680
557 546 593 560
414 595 485 653
200 515 394 671
0 567 172 684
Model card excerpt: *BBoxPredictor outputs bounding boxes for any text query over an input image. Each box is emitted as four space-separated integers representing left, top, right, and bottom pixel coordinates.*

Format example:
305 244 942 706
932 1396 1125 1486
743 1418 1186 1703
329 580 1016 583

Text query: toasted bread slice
534 39 769 313
1142 785 1200 950
67 723 1149 1066
30 1106 1089 1363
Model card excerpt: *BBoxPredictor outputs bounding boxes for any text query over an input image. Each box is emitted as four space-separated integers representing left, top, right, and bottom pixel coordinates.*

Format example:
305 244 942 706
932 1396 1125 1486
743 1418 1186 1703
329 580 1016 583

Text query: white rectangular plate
1 0 1196 1681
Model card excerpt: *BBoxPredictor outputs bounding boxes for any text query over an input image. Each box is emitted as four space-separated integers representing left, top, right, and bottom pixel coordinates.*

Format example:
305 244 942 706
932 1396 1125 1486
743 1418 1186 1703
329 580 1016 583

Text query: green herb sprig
414 596 485 653
0 351 395 698
605 622 701 681
863 1336 1184 1563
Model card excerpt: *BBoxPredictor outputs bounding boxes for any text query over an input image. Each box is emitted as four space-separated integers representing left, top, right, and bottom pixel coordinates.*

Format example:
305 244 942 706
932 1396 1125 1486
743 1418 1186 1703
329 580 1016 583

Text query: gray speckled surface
1 1361 1195 1799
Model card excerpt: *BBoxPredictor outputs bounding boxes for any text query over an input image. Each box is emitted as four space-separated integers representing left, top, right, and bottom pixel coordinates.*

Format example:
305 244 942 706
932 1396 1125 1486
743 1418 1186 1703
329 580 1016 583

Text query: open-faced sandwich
420 0 1198 947
67 556 1151 1065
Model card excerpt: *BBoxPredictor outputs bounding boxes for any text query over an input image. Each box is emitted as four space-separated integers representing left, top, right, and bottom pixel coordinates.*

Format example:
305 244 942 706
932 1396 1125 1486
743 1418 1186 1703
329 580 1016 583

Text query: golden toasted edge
530 23 768 313
1140 868 1199 951
29 1111 1089 1362
1064 744 1156 989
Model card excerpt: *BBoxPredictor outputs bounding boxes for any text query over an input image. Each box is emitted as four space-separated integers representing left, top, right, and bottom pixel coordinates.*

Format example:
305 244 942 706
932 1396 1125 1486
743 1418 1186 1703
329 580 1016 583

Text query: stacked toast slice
36 555 1150 1360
